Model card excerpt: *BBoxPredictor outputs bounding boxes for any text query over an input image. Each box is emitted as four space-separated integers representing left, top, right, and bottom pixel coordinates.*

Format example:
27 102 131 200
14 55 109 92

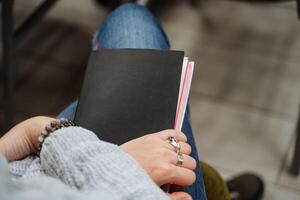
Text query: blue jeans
58 4 206 200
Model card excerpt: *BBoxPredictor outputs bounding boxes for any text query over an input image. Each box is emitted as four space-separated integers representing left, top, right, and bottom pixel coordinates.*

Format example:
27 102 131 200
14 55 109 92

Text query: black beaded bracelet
37 118 75 154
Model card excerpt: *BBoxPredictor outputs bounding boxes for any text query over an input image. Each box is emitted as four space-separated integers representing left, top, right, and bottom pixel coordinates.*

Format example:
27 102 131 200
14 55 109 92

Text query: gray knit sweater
0 127 169 200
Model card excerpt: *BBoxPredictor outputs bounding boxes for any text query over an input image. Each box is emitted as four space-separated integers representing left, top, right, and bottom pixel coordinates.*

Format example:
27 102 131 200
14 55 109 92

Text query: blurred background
0 0 300 199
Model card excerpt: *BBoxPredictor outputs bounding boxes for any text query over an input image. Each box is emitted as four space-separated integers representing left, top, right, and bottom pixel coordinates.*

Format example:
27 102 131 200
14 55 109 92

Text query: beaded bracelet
37 118 75 154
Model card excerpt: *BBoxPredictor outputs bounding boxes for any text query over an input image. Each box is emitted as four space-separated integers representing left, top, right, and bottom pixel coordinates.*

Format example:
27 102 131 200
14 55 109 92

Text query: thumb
166 191 192 200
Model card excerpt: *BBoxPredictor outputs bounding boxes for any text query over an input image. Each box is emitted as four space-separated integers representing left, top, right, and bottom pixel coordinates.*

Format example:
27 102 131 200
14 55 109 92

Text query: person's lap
58 3 206 200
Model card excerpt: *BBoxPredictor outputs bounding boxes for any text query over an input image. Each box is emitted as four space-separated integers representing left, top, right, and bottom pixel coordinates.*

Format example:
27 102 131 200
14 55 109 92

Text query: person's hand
121 130 196 199
0 116 54 161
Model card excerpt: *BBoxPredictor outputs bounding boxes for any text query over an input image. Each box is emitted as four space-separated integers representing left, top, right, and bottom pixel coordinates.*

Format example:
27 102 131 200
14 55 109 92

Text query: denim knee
96 3 170 49
106 3 156 30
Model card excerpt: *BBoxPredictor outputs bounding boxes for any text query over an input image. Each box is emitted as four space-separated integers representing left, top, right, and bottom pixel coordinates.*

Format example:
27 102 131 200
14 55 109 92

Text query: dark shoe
226 173 264 200
94 0 137 9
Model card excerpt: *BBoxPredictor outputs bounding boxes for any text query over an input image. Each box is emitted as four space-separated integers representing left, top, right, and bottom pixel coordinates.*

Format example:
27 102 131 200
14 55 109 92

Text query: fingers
167 192 192 200
146 130 196 187
179 142 191 155
155 163 196 186
165 141 191 155
163 142 195 170
171 153 196 171
170 166 196 186
157 129 187 142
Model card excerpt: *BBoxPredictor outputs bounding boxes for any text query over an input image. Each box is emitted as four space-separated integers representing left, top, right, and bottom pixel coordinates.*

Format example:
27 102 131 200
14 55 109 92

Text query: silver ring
176 152 184 166
168 137 181 153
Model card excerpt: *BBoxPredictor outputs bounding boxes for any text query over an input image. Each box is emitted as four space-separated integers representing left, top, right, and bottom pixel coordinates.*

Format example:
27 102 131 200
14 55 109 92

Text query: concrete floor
1 0 300 199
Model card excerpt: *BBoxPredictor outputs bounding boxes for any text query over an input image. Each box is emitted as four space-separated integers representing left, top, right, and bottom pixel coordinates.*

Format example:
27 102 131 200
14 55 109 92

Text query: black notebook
75 49 194 145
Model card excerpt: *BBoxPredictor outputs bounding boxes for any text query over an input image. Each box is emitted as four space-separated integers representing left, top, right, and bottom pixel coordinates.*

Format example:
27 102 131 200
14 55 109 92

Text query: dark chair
1 0 58 128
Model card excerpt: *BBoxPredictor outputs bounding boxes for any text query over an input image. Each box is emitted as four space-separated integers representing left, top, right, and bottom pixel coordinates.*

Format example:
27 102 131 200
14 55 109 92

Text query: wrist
37 118 75 153
0 116 54 161
25 116 54 153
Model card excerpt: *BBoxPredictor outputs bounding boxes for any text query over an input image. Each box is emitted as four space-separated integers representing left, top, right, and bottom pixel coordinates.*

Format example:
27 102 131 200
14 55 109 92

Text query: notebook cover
75 49 184 145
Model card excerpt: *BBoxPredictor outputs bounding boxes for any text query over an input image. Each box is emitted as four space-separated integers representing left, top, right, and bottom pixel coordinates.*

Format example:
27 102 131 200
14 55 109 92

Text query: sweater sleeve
40 126 169 200
1 154 119 200
9 155 43 180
